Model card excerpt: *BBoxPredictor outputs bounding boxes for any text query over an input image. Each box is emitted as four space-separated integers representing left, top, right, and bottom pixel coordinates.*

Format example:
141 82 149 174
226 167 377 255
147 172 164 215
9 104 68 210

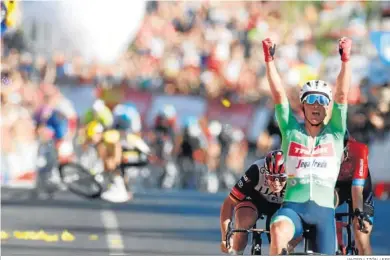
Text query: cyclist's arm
98 106 114 129
328 102 348 135
265 61 288 105
127 134 151 155
82 110 94 125
174 134 183 155
333 57 351 105
220 196 238 241
264 51 299 136
351 143 369 212
329 38 351 134
97 142 122 172
220 164 259 240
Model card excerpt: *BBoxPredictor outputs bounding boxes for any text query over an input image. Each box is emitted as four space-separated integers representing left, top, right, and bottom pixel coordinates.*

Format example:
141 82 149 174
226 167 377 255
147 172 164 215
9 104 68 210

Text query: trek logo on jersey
295 159 328 169
243 174 250 183
288 142 334 157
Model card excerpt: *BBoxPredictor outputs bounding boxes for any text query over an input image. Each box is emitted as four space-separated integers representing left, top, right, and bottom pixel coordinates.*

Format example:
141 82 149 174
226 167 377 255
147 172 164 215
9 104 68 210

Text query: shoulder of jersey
127 133 142 143
103 129 120 144
252 159 267 174
349 139 368 151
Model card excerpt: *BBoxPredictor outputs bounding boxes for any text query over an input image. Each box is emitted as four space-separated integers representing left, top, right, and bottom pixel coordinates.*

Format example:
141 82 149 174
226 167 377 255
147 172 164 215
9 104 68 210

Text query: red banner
206 99 254 133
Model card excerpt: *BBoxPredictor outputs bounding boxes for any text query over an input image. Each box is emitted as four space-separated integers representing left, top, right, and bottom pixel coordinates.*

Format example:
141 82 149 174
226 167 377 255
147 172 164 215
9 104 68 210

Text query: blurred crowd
1 1 390 160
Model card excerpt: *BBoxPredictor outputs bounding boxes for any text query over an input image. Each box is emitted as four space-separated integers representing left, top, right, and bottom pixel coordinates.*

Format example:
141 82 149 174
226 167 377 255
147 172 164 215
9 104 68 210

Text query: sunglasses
266 174 287 182
303 94 330 106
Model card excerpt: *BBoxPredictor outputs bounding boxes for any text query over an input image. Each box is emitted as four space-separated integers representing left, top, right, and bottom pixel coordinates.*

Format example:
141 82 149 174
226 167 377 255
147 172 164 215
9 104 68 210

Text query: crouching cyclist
82 99 114 130
220 150 286 255
335 130 374 255
96 102 150 203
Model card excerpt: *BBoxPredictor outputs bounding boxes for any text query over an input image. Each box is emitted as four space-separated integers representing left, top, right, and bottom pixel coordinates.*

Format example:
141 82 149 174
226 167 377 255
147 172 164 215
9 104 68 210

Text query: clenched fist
262 38 276 62
339 37 352 62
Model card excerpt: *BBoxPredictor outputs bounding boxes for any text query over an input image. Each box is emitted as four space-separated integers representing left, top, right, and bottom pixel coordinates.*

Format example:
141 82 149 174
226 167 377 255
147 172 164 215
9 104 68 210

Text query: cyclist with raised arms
335 130 374 255
220 150 286 255
288 130 374 255
262 36 352 255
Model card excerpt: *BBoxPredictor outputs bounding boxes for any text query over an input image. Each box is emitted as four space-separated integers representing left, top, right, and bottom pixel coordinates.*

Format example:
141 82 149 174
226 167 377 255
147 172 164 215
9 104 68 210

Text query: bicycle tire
288 252 326 255
251 232 262 255
59 163 102 199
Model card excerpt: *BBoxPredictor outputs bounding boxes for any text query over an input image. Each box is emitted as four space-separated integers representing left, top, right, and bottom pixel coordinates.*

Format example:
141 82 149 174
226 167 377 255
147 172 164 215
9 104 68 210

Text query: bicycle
225 221 269 255
335 198 361 255
31 139 62 199
282 226 325 255
58 162 103 199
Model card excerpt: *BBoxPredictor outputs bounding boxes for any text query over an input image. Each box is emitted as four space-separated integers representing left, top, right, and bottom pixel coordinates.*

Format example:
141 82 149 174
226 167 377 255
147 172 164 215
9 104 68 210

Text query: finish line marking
100 207 124 255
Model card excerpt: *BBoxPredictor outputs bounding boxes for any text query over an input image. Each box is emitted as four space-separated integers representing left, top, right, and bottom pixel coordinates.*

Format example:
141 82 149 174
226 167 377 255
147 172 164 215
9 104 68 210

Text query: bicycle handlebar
335 211 369 234
225 227 269 249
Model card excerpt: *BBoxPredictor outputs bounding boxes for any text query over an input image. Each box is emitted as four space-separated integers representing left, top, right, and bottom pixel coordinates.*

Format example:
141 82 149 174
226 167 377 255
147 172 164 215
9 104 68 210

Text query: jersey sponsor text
288 142 335 157
295 159 328 169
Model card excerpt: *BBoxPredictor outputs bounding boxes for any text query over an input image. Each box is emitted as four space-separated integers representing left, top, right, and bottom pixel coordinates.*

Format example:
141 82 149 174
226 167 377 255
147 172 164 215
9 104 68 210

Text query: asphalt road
1 188 390 255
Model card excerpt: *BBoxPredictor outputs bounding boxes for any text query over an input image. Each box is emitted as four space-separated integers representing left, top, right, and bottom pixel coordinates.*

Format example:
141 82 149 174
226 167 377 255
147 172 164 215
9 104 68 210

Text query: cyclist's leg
354 177 374 255
97 142 129 202
265 202 282 243
313 205 336 255
270 204 304 255
231 201 258 255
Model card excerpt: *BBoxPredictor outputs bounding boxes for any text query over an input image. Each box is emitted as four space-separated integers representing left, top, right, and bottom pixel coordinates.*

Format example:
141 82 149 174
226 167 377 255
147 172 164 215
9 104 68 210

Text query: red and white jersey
230 159 285 205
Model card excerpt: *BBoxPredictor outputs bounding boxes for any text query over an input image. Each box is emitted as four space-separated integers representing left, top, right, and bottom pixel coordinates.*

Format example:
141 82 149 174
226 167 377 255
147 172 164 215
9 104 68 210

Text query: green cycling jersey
275 101 347 208
83 106 113 129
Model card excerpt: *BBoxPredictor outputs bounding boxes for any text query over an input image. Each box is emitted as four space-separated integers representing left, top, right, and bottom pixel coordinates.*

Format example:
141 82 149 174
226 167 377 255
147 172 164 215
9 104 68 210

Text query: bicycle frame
335 199 358 255
225 224 269 255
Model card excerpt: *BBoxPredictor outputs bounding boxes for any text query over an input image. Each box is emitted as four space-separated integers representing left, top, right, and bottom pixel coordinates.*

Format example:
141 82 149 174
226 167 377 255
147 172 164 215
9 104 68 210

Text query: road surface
1 188 390 255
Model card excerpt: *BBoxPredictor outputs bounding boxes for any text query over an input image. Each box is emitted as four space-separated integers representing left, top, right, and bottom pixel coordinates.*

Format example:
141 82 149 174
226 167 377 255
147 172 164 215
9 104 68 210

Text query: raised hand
338 37 352 62
262 38 276 62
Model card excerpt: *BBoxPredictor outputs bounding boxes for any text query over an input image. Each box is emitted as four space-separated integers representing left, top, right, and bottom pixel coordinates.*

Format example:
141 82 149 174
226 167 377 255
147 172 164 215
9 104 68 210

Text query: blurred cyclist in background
82 99 114 131
152 105 179 188
34 105 71 164
223 128 247 189
77 120 105 174
78 99 114 151
176 116 208 189
112 102 142 136
206 120 223 191
35 84 77 164
95 102 150 202
154 105 177 141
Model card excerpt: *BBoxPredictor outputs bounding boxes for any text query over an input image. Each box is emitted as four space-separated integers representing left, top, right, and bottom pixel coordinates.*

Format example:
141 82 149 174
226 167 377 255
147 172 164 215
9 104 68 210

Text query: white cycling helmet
159 104 176 119
208 120 222 137
299 80 332 103
92 99 106 112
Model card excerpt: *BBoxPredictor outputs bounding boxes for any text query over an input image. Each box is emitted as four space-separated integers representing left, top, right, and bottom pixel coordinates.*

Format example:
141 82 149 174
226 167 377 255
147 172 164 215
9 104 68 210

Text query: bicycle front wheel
59 163 102 199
